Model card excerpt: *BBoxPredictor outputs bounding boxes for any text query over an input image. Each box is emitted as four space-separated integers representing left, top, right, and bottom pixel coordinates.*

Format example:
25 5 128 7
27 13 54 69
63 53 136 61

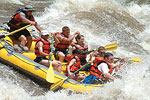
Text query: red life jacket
65 55 72 62
8 12 34 28
33 38 40 42
92 56 104 63
95 56 104 61
67 56 81 73
55 33 70 53
34 38 51 57
72 43 88 60
90 59 114 79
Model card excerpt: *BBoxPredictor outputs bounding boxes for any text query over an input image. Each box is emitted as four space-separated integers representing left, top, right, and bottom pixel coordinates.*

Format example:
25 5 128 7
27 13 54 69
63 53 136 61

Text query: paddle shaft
0 24 31 39
48 35 54 65
114 57 141 62
81 43 118 54
50 35 54 60
50 63 90 91
7 24 31 36
80 50 94 54
68 63 89 78
48 35 54 63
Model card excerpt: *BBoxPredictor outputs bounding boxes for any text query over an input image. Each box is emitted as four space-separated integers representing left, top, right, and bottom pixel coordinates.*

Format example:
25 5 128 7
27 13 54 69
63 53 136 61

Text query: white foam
1 0 150 99
0 0 24 5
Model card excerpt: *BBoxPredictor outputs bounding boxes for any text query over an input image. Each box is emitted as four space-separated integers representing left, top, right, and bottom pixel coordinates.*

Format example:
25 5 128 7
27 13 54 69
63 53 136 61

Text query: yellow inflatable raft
0 31 103 93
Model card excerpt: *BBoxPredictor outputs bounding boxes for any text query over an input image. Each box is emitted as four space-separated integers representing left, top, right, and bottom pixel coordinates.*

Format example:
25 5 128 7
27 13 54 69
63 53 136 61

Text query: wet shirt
97 63 109 74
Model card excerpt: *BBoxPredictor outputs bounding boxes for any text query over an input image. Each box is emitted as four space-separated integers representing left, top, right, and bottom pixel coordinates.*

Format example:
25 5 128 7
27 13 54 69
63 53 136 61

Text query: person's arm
51 33 60 46
88 53 95 63
20 13 42 32
103 73 115 80
113 57 128 71
37 41 53 56
56 31 80 43
22 18 42 32
72 46 76 52
67 59 76 76
98 63 115 80
35 24 42 32
53 36 60 46
80 46 97 55
114 62 125 71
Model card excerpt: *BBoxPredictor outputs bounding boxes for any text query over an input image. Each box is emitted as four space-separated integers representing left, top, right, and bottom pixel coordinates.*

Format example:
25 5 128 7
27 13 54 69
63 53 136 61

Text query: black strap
0 46 4 50
97 61 110 69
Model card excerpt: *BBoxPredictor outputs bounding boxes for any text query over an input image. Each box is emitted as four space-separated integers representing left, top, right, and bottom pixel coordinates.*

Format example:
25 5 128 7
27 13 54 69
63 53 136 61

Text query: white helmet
23 5 35 12
41 30 49 36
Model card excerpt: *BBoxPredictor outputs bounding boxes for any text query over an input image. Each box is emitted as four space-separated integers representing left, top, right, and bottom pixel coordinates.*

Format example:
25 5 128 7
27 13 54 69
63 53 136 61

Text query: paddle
114 57 142 63
50 63 89 91
46 35 55 83
127 57 142 63
104 43 118 51
80 43 118 54
0 24 31 39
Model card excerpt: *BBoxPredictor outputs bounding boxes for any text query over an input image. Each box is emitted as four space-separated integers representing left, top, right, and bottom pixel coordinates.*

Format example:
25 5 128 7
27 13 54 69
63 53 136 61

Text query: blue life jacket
15 8 23 13
81 75 98 84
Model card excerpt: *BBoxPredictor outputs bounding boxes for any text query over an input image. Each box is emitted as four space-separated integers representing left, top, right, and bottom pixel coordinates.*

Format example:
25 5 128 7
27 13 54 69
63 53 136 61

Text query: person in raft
90 46 105 57
88 46 106 64
67 49 86 81
53 26 80 62
82 52 126 84
34 30 62 72
88 46 122 65
71 34 93 71
8 5 42 51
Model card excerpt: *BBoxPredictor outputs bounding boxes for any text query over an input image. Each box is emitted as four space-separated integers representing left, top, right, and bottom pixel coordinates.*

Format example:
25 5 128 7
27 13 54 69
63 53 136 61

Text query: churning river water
0 0 150 100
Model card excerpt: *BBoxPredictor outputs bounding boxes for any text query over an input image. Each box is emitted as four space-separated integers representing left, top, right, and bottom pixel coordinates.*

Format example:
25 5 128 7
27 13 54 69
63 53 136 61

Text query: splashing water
0 0 150 100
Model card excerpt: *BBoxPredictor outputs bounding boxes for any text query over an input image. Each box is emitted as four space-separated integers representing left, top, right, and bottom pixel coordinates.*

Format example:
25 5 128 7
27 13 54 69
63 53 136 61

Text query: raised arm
51 33 60 46
56 31 80 43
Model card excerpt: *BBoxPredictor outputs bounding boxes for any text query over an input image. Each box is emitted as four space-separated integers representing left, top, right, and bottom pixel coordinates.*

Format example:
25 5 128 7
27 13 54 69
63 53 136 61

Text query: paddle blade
128 57 142 63
46 62 54 83
50 78 67 91
104 43 118 51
